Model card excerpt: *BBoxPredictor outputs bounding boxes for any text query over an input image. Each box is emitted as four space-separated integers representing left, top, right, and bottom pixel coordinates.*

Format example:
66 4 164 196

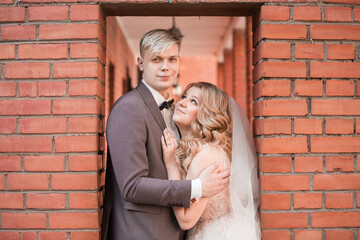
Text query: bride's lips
175 108 185 114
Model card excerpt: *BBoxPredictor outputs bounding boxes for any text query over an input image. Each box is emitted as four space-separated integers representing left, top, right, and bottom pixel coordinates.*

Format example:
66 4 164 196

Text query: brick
261 212 308 229
40 23 99 40
314 174 360 190
358 192 360 207
325 7 352 22
69 193 98 209
69 117 102 133
53 99 101 115
312 212 360 228
294 6 321 21
312 99 360 115
326 230 354 240
0 99 51 116
311 136 360 153
0 45 15 59
38 81 67 97
261 175 309 191
253 42 291 65
256 137 308 154
254 61 306 80
53 61 99 78
294 230 322 240
324 0 360 3
70 5 100 21
311 25 360 40
52 173 97 190
68 155 101 171
0 156 21 171
55 135 99 153
357 118 360 133
2 212 46 229
262 230 291 240
261 194 291 210
355 8 360 22
294 119 322 135
24 156 65 172
1 25 36 40
358 81 360 97
69 80 104 98
0 136 52 153
253 80 290 99
38 232 67 240
5 62 50 79
7 173 49 190
20 117 66 134
294 193 322 209
325 192 353 209
49 212 98 229
327 44 355 60
311 62 360 78
18 44 68 59
326 156 354 172
70 232 100 240
326 80 354 96
254 119 291 135
295 156 323 172
295 80 323 96
0 232 19 240
70 42 103 60
259 24 307 40
259 156 292 173
254 100 307 117
27 193 66 209
326 118 353 134
261 6 290 21
19 82 37 97
0 81 16 96
28 6 68 21
22 232 36 239
0 118 16 134
296 44 323 59
0 7 25 22
0 193 23 209
0 174 4 190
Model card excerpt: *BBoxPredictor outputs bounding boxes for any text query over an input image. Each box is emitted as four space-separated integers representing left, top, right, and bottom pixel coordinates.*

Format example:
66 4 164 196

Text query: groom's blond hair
139 29 181 58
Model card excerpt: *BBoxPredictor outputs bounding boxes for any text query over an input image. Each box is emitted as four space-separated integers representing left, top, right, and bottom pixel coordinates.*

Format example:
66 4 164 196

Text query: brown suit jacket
101 82 191 240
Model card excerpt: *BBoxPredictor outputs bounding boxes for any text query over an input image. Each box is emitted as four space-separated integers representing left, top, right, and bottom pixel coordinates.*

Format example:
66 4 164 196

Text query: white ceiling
117 16 245 61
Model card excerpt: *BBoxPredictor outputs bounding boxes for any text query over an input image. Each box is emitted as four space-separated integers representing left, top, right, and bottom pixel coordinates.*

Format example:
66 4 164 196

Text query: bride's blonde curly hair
175 82 232 177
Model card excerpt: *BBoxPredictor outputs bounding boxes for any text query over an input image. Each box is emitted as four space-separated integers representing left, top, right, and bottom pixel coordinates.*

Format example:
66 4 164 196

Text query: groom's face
137 44 180 97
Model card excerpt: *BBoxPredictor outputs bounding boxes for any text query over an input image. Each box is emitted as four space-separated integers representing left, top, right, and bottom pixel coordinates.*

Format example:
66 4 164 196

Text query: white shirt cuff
190 178 202 203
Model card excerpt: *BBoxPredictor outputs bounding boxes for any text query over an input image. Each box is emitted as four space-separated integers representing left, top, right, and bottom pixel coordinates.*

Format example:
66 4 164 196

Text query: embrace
101 29 261 240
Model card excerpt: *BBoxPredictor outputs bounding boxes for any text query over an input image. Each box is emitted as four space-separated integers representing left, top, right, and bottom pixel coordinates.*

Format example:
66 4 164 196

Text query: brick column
0 3 105 239
254 3 360 239
223 49 234 98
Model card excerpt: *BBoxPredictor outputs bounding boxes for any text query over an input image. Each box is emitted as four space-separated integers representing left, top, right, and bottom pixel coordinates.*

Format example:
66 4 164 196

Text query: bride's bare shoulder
186 144 223 178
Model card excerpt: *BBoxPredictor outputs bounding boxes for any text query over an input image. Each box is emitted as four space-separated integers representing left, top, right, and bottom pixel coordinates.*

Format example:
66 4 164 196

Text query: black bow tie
159 99 174 111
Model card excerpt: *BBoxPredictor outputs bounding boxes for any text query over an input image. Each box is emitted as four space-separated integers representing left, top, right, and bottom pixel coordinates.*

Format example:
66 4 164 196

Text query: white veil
229 98 261 239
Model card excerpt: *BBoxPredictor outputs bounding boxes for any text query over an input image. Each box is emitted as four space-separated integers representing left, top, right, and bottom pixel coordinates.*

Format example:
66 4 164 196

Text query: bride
161 82 261 240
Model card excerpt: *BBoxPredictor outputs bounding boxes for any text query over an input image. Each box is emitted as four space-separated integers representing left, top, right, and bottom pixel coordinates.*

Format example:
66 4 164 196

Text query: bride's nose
179 99 186 107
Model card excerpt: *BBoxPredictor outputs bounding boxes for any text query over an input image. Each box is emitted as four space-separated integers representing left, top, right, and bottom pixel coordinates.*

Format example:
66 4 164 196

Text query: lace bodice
185 144 232 239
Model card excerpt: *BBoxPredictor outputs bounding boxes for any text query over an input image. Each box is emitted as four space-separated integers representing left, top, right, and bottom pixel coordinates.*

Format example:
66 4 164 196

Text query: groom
101 29 230 240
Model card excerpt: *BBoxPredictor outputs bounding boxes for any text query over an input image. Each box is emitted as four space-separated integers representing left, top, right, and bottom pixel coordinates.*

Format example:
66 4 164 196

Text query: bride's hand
161 129 178 167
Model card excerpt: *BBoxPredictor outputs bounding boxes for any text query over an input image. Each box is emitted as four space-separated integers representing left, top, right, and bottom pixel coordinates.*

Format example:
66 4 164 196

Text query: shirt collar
142 79 171 107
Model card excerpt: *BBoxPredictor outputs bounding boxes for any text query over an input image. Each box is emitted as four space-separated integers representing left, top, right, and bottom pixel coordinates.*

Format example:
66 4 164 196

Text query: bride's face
173 87 203 131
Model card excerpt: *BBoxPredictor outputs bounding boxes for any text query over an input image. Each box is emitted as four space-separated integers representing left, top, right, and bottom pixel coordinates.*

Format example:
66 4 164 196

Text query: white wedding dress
186 99 261 240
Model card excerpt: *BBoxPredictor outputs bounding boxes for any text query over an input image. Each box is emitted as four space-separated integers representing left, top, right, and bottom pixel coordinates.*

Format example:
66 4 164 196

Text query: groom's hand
199 162 230 198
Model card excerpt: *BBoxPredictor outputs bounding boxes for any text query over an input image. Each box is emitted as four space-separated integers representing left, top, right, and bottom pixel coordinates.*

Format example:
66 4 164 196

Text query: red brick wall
253 2 360 239
0 3 105 239
0 1 359 239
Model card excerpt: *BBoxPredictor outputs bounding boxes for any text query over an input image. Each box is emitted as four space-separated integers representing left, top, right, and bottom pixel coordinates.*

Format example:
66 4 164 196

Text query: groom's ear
137 57 143 71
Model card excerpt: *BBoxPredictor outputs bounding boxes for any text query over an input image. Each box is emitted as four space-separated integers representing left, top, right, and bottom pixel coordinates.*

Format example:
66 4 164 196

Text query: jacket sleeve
106 100 191 208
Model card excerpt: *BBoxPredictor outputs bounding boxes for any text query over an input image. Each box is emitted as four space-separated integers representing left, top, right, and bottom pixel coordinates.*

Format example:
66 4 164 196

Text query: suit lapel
136 82 167 131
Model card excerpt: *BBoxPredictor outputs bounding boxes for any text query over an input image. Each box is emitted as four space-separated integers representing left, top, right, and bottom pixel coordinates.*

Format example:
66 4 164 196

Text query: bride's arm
161 130 222 230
